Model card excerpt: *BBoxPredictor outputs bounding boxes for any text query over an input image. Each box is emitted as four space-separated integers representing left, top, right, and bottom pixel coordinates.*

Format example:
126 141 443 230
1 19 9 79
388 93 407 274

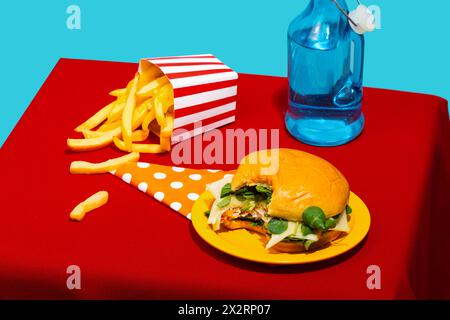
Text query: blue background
1 0 449 147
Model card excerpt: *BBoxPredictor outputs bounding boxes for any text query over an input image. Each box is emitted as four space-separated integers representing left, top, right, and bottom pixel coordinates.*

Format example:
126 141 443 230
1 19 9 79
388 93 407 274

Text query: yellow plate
191 191 370 265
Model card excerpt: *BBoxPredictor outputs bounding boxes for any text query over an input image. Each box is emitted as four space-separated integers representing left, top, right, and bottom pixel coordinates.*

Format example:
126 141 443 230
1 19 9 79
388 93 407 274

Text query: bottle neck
288 0 352 50
310 0 349 13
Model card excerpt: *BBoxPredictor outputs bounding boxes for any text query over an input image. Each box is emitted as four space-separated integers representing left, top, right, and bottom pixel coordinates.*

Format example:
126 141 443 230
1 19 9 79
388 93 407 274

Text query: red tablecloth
0 59 449 300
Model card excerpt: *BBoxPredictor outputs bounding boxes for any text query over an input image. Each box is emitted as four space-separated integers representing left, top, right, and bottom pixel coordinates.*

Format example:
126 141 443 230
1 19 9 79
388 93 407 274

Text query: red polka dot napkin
111 162 235 220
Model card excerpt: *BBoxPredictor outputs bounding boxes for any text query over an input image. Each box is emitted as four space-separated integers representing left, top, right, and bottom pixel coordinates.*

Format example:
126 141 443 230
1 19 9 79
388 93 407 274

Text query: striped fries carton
139 54 238 144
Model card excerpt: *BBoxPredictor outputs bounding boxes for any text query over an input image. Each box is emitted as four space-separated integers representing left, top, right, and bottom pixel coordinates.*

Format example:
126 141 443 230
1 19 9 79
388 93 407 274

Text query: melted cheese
206 175 234 200
331 212 350 233
265 221 298 249
293 224 319 241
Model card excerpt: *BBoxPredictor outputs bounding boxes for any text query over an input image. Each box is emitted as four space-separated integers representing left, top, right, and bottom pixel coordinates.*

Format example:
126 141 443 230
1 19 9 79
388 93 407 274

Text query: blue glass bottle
286 0 365 146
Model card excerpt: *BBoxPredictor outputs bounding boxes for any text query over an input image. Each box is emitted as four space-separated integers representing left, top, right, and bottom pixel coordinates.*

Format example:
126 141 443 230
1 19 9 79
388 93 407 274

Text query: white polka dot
137 162 150 168
172 166 185 172
170 202 182 211
207 169 220 173
187 193 199 201
138 182 148 193
110 169 117 175
153 172 167 180
187 213 192 220
224 174 234 179
189 174 202 181
122 173 132 184
170 181 183 189
154 192 165 202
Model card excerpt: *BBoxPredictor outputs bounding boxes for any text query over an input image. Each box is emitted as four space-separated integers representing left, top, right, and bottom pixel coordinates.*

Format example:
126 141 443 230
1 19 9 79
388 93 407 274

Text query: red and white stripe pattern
141 54 238 144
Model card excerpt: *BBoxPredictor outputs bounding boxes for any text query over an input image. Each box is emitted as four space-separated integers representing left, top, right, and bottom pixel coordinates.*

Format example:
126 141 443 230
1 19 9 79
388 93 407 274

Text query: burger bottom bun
221 217 343 253
269 229 343 253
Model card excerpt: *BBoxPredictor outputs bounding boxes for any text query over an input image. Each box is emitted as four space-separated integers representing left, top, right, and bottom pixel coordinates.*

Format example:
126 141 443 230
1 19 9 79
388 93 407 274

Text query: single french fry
82 130 104 139
161 112 174 138
132 103 148 130
109 88 126 97
154 97 166 127
112 136 128 151
122 78 135 94
157 83 172 99
70 191 109 222
141 97 154 110
160 136 171 151
107 100 126 123
131 130 150 142
98 120 121 132
142 110 156 131
113 137 165 154
67 128 121 152
134 96 153 113
129 142 165 154
82 125 120 139
74 101 116 132
157 84 174 114
70 203 86 221
137 76 169 98
121 73 140 151
70 152 140 174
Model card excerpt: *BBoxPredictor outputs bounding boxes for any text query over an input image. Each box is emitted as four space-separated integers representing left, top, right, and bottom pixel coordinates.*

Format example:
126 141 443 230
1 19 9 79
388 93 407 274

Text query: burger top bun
231 149 350 221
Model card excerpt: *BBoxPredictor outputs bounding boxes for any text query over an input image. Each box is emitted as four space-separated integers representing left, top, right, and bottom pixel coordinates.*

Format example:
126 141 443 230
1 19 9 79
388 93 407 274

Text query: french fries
67 64 174 180
67 62 175 169
67 64 177 223
98 121 121 132
70 191 109 221
70 152 140 174
108 101 126 123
